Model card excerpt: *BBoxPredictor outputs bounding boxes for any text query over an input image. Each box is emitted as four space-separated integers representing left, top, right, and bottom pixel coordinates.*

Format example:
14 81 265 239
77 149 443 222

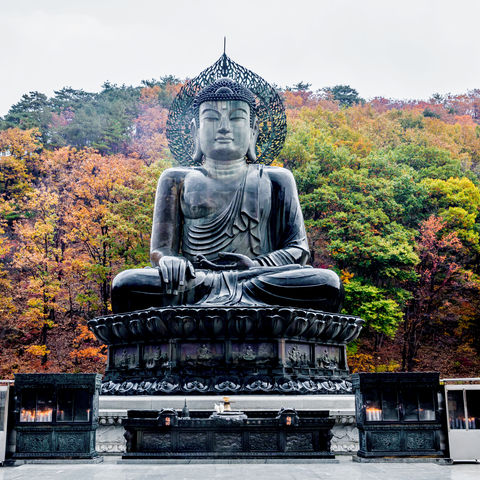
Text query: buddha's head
191 78 259 163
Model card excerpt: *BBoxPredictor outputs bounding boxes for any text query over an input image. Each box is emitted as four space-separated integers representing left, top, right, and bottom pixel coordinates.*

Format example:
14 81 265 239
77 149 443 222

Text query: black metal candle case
13 374 102 459
352 372 445 458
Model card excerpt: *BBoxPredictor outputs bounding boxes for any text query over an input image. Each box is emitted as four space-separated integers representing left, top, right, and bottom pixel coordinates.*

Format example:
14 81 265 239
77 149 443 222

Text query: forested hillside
1 80 479 377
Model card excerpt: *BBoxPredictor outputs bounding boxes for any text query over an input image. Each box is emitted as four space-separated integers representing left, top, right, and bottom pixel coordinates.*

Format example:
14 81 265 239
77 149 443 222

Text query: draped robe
112 164 343 312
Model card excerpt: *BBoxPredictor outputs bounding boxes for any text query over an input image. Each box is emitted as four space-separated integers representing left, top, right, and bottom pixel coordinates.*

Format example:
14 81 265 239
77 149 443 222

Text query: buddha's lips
215 137 234 142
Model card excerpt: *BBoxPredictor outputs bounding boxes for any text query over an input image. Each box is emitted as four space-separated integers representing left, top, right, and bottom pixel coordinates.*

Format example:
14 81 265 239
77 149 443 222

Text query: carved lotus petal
202 315 224 337
264 314 285 336
146 315 168 337
302 319 320 339
333 317 350 341
284 316 308 337
336 317 355 342
129 319 144 337
177 315 195 337
278 308 294 322
312 318 327 339
318 315 335 340
234 315 254 337
167 316 184 337
342 326 356 344
345 319 364 343
112 321 129 340
329 320 343 341
89 322 113 344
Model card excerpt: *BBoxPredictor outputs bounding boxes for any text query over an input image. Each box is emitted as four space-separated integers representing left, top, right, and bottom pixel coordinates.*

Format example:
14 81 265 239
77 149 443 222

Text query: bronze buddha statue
111 78 343 313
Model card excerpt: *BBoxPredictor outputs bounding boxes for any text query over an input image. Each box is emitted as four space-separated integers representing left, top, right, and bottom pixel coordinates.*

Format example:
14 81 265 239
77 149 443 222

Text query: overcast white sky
1 0 479 116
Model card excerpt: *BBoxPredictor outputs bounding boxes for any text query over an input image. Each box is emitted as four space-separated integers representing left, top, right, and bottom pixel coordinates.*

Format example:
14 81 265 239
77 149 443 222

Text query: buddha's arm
253 247 308 267
253 167 310 267
150 167 187 265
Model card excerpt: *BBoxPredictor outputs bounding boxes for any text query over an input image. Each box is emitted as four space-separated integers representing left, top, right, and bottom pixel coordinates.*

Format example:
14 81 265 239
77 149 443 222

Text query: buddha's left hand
196 252 256 270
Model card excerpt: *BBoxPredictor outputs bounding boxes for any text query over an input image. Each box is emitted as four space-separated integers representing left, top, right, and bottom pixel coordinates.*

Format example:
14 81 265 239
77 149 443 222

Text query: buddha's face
198 100 253 161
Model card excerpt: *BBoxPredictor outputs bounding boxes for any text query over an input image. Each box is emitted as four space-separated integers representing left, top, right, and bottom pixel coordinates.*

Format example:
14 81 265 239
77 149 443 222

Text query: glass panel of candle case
20 390 54 422
365 387 435 422
56 389 91 422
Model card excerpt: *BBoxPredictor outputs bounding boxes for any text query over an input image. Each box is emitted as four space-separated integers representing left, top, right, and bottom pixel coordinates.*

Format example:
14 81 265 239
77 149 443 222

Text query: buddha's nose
218 116 231 134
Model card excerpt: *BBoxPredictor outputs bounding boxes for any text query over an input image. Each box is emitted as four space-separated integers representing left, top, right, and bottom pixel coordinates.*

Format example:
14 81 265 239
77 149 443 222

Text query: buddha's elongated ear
246 117 260 162
190 118 203 164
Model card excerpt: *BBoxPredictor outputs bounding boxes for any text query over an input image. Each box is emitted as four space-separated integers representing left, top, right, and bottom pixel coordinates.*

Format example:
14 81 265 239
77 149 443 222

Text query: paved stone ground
0 457 479 480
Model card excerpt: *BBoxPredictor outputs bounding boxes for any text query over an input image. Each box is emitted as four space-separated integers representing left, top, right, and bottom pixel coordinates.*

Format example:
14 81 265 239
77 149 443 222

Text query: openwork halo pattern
166 53 287 166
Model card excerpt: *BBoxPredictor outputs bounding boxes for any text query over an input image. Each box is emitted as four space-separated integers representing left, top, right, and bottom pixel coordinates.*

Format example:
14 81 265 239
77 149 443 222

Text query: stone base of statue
88 305 364 395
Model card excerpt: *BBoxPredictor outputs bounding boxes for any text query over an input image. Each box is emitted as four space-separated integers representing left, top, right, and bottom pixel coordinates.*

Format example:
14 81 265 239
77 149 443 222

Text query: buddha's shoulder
159 166 200 183
262 165 296 185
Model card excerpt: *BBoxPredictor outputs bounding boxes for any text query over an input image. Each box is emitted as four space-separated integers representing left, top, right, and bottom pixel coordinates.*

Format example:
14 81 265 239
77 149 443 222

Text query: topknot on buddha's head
193 78 257 126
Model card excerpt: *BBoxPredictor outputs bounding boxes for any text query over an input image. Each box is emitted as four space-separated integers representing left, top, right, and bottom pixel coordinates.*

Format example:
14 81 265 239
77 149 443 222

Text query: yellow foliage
347 352 376 373
26 344 50 357
340 269 354 284
70 347 106 362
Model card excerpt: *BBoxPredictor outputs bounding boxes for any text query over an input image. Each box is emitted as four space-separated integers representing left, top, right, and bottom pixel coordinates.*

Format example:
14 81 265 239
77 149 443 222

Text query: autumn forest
1 79 479 378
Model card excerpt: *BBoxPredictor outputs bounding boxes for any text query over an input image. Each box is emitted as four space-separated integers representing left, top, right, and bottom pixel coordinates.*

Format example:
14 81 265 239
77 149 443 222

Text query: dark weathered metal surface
88 306 364 344
13 374 102 459
122 408 335 459
90 305 362 395
352 373 445 458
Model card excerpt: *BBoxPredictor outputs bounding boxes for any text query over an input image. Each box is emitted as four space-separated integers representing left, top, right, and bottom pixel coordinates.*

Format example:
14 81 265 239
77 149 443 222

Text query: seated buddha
111 78 343 313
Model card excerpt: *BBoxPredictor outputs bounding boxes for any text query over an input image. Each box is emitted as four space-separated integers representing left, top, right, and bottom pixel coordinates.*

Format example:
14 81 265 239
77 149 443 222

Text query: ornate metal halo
166 53 287 166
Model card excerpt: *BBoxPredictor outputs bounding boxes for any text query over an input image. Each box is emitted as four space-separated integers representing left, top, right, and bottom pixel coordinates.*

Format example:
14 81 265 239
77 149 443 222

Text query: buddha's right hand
156 256 195 295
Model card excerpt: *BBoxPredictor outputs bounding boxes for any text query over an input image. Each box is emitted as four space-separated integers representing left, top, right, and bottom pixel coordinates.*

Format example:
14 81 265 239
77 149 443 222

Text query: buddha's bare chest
181 173 241 219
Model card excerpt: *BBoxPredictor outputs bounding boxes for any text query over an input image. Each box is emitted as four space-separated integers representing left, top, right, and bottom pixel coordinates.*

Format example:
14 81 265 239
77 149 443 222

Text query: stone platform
2 456 479 480
96 394 358 455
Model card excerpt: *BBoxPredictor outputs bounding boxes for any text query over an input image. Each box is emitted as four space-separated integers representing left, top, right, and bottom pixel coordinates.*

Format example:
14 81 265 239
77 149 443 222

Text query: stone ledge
99 393 356 411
